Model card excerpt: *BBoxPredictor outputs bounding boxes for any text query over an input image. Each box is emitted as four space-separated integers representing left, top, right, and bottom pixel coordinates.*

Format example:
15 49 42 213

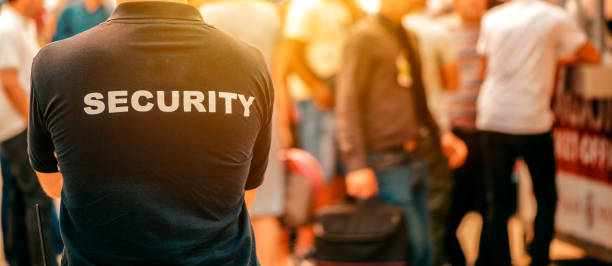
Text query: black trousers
444 128 486 266
1 130 57 266
476 131 557 266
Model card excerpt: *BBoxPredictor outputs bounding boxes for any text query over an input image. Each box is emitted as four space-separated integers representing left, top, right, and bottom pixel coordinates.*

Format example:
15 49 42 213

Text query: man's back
476 0 586 134
28 2 273 265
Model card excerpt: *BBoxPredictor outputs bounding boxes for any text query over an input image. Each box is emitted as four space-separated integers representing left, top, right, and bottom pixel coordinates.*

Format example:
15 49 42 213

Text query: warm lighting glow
357 0 380 14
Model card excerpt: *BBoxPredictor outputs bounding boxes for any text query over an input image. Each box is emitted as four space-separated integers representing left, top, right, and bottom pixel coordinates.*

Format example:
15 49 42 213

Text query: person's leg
1 131 57 266
375 155 432 266
250 140 284 266
1 145 28 266
297 100 320 161
519 132 557 266
317 110 337 183
421 137 451 266
50 207 63 255
476 132 517 266
444 129 483 266
412 158 433 266
297 101 337 182
0 151 11 242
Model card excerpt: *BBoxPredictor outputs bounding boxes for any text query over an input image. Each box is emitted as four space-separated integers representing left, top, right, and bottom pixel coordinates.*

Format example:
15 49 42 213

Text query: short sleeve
555 13 587 59
245 116 271 190
245 61 274 190
0 30 21 70
283 0 313 41
27 64 58 173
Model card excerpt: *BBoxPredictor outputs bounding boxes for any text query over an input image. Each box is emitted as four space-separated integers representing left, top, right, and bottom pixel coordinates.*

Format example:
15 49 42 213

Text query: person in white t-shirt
0 0 58 265
475 0 600 265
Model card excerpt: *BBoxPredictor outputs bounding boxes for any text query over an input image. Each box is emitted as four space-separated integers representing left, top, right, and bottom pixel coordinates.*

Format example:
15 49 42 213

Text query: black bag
314 202 409 266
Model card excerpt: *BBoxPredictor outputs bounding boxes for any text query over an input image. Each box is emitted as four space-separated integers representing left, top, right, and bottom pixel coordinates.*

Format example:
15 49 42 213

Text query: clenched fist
346 168 379 199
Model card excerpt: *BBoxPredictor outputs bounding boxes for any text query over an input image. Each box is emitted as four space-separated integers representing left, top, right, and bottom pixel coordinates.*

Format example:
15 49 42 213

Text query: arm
336 33 378 199
245 110 272 191
272 40 296 148
35 171 63 198
558 40 601 65
441 62 459 91
245 189 257 211
281 39 332 109
0 70 29 122
439 31 459 91
556 13 601 65
245 62 274 191
439 53 467 169
281 3 332 109
479 56 487 81
28 56 62 198
439 60 469 169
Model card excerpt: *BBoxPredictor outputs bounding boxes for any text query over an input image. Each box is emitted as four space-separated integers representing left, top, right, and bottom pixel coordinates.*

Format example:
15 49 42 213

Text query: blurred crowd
0 0 609 265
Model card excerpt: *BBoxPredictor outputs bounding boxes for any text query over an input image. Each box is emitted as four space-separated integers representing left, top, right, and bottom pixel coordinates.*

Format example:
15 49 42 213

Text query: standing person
280 0 352 183
0 0 58 265
199 1 288 265
277 0 353 257
476 0 600 265
335 0 467 264
401 2 466 265
28 0 274 264
53 0 111 41
440 0 487 264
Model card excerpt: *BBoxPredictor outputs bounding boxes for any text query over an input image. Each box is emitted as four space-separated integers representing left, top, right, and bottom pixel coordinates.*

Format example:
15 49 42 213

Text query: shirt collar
109 1 203 22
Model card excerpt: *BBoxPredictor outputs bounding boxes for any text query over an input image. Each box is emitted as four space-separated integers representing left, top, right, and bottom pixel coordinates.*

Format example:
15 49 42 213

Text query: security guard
27 0 273 264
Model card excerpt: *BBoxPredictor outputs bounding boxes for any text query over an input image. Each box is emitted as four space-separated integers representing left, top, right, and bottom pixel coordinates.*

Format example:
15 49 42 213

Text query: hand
441 133 468 169
312 83 332 110
346 168 379 199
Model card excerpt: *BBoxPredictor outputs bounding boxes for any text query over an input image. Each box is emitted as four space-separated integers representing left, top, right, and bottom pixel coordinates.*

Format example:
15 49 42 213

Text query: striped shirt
443 17 484 130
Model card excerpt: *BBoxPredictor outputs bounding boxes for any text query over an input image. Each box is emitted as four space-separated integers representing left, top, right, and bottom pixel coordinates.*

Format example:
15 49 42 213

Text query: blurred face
454 0 486 22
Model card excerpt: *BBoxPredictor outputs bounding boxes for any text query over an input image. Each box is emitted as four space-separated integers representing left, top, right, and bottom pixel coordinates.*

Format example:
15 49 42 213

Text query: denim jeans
297 100 337 183
0 131 58 266
369 151 432 266
1 153 64 257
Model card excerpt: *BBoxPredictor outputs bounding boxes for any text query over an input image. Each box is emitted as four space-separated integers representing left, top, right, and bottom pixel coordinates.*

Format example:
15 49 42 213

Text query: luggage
282 148 326 228
314 202 409 266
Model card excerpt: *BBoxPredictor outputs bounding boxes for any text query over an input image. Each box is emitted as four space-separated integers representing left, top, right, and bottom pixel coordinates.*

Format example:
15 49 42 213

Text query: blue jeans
0 132 60 266
1 151 64 256
369 151 432 266
297 100 337 183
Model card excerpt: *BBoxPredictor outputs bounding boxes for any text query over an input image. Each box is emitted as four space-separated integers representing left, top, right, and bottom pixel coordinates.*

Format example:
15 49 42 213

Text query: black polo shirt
27 2 273 265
